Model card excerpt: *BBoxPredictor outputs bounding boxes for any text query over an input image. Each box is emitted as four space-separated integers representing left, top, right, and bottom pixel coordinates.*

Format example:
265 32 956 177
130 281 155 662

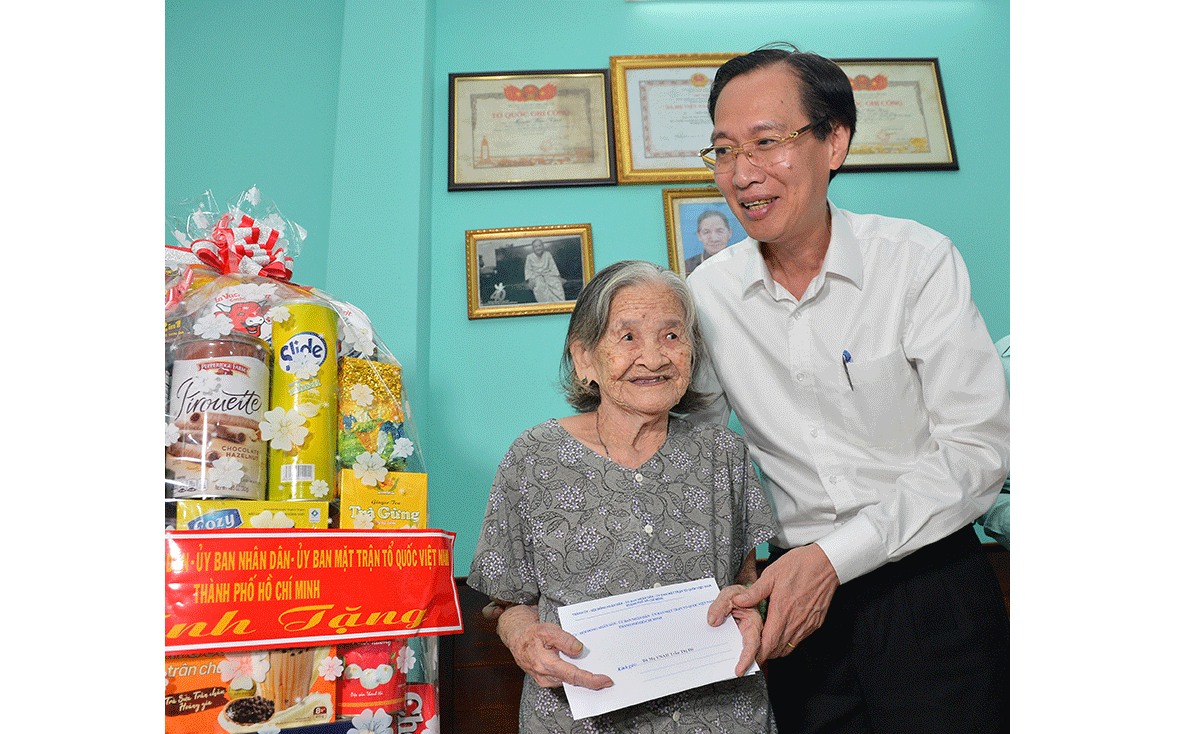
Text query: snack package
268 300 339 501
339 640 408 718
398 683 440 734
338 357 407 470
165 646 337 734
175 500 330 530
166 334 272 500
339 470 428 530
402 636 437 686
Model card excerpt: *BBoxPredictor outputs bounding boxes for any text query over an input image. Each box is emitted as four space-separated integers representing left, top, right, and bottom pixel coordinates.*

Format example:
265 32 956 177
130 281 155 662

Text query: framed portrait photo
466 224 595 319
609 53 737 185
834 58 959 171
449 70 616 190
662 188 745 277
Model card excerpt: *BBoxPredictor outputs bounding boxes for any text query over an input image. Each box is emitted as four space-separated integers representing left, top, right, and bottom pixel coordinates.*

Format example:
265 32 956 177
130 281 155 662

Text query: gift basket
163 188 442 734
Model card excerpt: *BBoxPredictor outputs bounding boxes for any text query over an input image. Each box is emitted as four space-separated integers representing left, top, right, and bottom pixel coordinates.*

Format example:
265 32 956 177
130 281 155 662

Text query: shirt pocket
839 347 926 449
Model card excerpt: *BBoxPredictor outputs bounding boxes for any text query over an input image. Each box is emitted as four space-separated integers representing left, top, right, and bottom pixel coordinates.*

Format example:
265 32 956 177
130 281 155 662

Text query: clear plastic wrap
165 188 425 508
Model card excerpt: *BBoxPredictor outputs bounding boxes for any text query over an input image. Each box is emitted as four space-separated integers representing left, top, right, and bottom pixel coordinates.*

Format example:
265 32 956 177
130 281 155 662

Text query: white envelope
556 577 757 720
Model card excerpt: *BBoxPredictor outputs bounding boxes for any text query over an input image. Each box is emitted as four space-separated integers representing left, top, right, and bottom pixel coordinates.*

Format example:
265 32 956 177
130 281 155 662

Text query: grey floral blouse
468 417 776 734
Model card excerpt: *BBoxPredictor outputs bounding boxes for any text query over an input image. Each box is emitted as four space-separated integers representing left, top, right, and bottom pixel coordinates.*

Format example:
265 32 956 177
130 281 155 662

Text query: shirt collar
739 200 864 297
826 203 864 290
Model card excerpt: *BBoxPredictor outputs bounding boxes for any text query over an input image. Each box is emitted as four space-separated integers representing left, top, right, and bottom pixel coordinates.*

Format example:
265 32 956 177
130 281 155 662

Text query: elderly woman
524 238 566 303
468 260 775 734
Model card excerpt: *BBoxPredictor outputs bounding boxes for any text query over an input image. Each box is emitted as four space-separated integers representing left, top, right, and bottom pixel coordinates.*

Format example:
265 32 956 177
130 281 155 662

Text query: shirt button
644 524 654 535
796 373 805 382
829 475 838 484
810 428 819 438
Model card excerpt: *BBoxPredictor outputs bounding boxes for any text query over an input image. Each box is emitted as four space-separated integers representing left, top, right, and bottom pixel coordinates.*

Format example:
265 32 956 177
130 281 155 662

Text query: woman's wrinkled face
574 282 693 420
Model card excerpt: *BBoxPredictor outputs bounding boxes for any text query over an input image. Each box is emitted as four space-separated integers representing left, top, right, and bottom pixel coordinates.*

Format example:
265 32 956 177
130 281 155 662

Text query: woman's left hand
497 603 614 690
709 584 765 676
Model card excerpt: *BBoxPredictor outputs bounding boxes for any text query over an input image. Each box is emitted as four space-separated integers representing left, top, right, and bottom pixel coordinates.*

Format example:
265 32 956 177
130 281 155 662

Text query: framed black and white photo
466 224 595 319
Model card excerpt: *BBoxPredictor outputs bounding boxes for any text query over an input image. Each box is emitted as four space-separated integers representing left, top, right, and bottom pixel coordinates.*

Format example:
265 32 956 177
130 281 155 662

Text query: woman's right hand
496 603 614 690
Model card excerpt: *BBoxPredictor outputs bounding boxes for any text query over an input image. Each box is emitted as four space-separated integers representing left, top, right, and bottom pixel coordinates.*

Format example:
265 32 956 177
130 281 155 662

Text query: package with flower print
267 299 339 501
397 640 440 732
167 332 273 500
165 187 425 505
402 635 437 686
165 645 338 733
398 683 440 734
338 357 421 472
339 470 428 530
164 271 319 501
175 500 330 530
338 639 409 717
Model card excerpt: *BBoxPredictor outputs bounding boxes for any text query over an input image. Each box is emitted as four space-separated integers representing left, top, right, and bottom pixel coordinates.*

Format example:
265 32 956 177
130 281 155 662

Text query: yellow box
165 646 336 733
338 470 428 529
175 500 330 530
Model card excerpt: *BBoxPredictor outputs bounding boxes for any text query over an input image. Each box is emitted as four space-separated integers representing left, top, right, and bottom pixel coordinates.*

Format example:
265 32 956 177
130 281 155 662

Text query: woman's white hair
559 260 712 414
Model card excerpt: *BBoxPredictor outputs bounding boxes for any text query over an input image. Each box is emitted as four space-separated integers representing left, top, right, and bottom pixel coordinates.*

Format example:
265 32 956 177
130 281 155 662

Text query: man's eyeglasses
698 119 829 173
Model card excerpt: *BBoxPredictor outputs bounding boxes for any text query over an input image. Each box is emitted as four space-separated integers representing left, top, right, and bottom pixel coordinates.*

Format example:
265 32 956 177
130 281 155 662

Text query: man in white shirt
694 44 1009 733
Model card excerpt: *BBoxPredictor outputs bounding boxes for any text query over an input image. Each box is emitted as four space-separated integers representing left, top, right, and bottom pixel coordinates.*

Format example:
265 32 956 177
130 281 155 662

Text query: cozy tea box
338 470 428 530
175 500 330 530
165 645 337 733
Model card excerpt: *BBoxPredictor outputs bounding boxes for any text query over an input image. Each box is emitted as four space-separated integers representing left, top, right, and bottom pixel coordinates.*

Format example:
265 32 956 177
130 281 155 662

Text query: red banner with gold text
165 529 462 655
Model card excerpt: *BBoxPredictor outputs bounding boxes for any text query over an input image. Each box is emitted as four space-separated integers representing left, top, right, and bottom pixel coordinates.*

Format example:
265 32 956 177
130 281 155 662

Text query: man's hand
710 544 839 660
708 584 765 676
496 603 614 690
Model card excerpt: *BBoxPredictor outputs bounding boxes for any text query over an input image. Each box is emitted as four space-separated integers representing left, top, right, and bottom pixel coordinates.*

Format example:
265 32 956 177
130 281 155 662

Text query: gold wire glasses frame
698 119 829 172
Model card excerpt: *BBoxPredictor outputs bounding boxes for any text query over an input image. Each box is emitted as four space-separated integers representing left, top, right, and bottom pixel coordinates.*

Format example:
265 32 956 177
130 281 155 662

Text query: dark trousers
764 526 1009 734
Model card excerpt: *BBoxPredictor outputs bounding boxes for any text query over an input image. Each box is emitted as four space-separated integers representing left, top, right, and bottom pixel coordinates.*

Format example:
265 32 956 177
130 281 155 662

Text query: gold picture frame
609 53 737 185
662 188 744 277
466 224 595 319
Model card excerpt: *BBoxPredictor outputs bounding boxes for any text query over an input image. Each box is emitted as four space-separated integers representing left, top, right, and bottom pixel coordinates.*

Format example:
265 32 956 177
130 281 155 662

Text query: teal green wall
165 0 344 287
167 0 1009 573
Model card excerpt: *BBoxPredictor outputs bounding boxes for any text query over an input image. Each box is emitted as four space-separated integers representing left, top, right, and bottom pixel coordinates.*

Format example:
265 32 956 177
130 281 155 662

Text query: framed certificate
448 70 616 191
609 53 737 185
834 58 959 171
466 224 595 320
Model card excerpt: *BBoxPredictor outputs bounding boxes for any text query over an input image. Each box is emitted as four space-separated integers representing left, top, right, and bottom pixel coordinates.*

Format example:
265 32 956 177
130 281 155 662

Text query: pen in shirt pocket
842 350 854 391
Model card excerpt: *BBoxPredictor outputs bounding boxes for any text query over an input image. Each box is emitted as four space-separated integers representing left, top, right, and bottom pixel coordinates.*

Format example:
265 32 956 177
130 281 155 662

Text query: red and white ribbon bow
190 213 294 281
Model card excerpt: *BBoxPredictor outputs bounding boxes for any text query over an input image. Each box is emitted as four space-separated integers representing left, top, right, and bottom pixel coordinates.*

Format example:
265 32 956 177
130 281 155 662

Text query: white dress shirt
687 202 1009 584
